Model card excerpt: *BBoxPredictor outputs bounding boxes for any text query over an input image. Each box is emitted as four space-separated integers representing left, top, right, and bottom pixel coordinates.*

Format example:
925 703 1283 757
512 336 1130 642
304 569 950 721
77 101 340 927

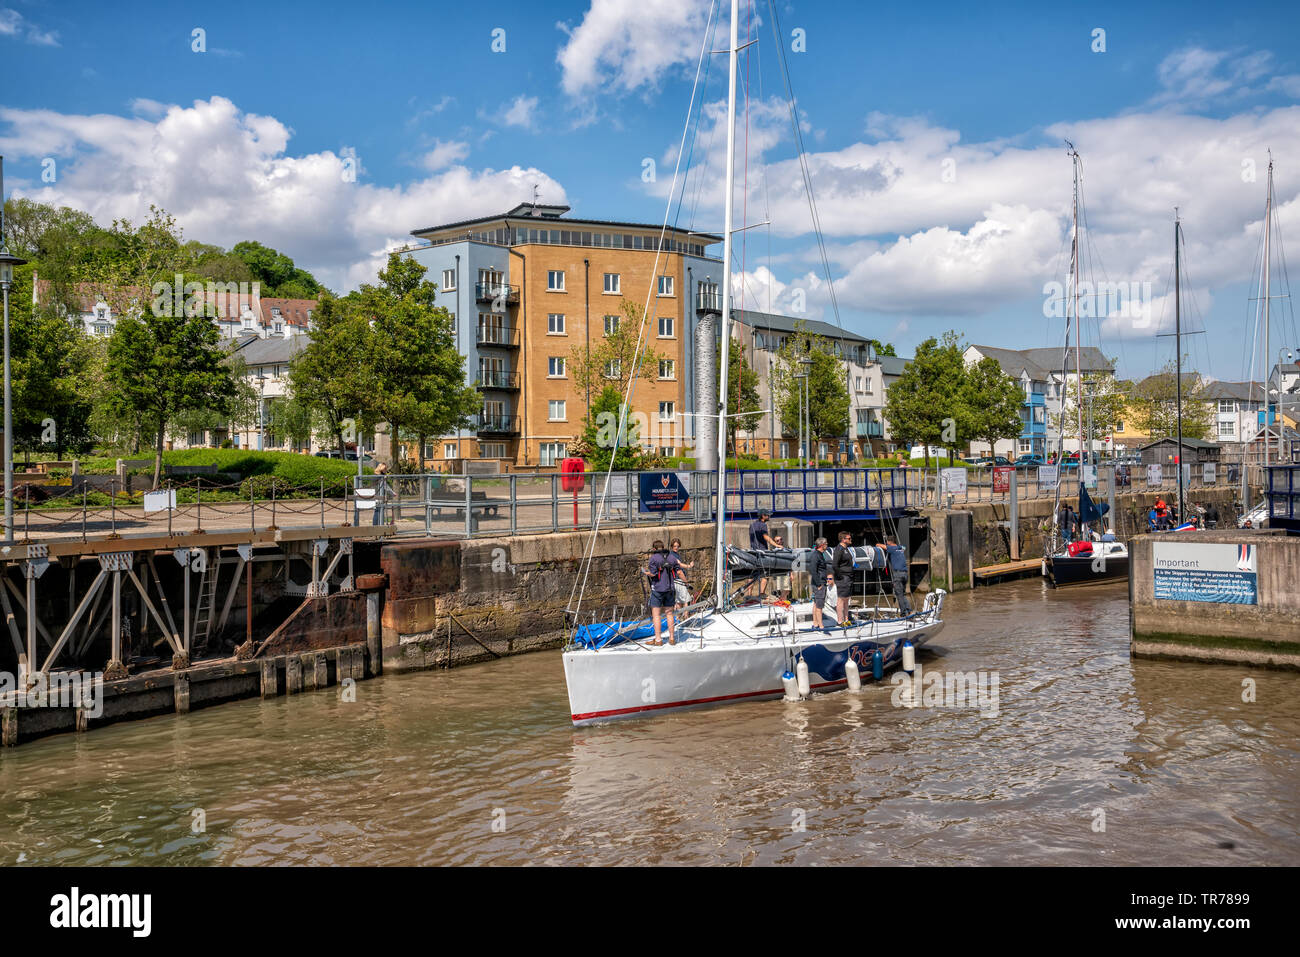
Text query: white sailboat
561 0 945 725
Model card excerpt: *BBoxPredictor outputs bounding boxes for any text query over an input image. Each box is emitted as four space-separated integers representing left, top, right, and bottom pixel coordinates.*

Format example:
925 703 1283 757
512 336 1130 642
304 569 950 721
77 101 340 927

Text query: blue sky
4 0 1300 382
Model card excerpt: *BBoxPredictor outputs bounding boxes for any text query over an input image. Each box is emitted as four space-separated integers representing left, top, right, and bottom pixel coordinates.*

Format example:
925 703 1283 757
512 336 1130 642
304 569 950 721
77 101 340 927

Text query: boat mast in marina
1175 210 1185 522
712 0 741 610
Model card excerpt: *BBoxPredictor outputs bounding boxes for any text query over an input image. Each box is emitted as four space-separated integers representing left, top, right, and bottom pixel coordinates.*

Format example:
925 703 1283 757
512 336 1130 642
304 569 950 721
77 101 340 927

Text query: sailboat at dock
1045 146 1128 587
560 0 945 725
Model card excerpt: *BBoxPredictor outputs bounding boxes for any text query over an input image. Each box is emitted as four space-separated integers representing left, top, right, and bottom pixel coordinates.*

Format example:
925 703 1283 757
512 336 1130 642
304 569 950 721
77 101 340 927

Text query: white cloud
556 0 711 97
1150 46 1298 107
421 139 471 170
655 48 1300 319
498 95 538 130
0 96 566 292
0 7 59 46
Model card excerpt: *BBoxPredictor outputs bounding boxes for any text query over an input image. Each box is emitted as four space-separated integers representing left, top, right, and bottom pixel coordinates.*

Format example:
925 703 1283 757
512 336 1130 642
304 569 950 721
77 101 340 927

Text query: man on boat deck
669 538 694 610
645 540 681 646
1058 503 1079 543
810 537 833 630
877 535 912 616
831 530 855 626
747 511 777 596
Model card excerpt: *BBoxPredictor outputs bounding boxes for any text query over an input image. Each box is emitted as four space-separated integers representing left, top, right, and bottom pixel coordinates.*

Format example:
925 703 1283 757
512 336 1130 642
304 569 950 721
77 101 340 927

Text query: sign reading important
993 466 1013 494
638 471 691 512
1037 465 1059 490
1153 542 1258 604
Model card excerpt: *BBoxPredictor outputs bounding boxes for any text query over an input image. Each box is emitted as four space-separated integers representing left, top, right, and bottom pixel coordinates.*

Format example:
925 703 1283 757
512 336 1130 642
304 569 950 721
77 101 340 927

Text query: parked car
963 455 1010 467
1014 454 1045 467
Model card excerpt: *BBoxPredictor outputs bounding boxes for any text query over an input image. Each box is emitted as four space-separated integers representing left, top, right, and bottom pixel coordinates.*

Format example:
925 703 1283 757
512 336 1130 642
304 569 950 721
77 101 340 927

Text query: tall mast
1072 148 1083 463
1175 211 1185 522
713 0 740 608
1263 154 1273 468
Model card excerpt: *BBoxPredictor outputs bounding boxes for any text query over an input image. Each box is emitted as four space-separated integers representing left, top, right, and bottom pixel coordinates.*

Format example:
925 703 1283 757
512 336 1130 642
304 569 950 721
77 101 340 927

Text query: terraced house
403 203 724 469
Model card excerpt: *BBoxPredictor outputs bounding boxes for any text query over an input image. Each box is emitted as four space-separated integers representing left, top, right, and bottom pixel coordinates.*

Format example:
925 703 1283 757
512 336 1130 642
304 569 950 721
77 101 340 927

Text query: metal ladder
192 551 221 646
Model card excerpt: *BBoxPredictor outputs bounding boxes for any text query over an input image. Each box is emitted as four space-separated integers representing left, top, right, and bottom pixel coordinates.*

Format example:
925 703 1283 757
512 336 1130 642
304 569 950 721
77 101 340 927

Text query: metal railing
474 413 521 434
475 282 519 304
476 323 520 347
476 370 520 390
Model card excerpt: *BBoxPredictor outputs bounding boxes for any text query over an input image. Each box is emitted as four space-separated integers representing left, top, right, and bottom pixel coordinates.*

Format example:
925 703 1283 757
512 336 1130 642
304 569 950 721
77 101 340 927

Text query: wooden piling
259 659 278 698
286 654 302 694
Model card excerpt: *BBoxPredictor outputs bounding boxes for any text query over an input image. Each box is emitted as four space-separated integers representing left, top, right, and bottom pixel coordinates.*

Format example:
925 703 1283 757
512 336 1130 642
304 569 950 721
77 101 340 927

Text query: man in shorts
809 537 833 630
645 540 681 646
669 538 694 611
831 530 855 626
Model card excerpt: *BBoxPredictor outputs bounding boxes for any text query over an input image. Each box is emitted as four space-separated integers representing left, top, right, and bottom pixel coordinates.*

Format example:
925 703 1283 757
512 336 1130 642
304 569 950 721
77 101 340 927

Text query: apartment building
965 344 1114 457
729 310 892 461
403 203 722 468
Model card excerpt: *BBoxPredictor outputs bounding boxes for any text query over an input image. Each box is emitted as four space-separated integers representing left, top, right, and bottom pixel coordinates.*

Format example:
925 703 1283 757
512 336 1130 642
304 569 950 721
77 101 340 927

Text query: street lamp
793 371 808 468
255 374 267 451
799 355 813 467
1 244 28 545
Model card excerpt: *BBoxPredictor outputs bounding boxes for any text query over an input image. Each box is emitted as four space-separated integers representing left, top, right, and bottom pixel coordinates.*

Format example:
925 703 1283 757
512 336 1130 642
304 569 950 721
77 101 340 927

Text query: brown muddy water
1 579 1296 865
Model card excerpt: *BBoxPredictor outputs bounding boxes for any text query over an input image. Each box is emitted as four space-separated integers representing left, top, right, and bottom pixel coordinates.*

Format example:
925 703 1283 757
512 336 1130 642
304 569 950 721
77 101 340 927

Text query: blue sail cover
573 619 656 649
1079 485 1110 526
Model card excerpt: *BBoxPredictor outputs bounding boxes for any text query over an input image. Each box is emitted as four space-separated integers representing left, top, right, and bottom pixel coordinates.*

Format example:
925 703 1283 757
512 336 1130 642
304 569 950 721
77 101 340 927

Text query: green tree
770 322 851 461
230 240 323 298
962 355 1024 454
721 339 763 454
359 254 479 471
104 309 238 487
1129 360 1213 440
573 385 643 471
288 295 375 457
883 332 966 467
567 300 666 423
868 339 897 357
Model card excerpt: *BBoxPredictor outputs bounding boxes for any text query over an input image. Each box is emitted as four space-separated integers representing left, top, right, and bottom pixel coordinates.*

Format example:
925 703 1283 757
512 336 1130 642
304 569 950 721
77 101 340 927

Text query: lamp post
799 355 813 467
255 374 267 451
793 371 808 468
1 157 28 543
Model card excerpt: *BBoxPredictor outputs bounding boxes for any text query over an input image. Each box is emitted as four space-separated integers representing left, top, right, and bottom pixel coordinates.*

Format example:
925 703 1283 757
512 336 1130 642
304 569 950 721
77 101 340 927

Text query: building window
603 360 621 379
549 400 567 421
1018 439 1032 453
657 275 674 297
442 269 456 291
658 316 674 338
659 401 675 422
1115 420 1125 433
482 442 507 459
187 430 205 447
444 443 457 458
540 442 566 467
548 356 566 377
603 314 619 335
779 442 789 459
1218 420 1235 438
1219 399 1235 413
855 376 864 392
548 313 566 334
659 359 675 380
547 270 565 291
603 273 620 294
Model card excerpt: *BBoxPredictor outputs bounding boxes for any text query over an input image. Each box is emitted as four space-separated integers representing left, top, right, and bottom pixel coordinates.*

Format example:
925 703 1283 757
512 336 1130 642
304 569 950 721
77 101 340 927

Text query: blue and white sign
940 467 967 495
1037 465 1058 490
1153 542 1258 604
638 471 691 512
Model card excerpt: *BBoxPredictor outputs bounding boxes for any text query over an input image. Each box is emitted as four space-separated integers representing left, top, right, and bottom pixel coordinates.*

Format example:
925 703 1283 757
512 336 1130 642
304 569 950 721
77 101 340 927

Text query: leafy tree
882 332 966 467
357 254 479 471
105 310 238 487
1051 367 1132 451
962 355 1024 454
288 295 374 457
573 385 642 471
721 339 763 454
230 240 323 298
1129 360 1213 440
770 321 851 459
567 300 665 423
868 339 897 357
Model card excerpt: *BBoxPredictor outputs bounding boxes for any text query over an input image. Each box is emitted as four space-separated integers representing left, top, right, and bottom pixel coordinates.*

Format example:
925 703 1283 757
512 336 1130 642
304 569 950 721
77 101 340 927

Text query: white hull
563 594 945 725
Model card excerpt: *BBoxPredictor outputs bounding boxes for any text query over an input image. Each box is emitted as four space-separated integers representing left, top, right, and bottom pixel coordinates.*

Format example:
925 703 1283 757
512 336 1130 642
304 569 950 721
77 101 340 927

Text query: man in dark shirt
809 537 833 630
747 511 777 597
1205 501 1220 529
645 540 681 646
877 535 911 616
831 530 855 625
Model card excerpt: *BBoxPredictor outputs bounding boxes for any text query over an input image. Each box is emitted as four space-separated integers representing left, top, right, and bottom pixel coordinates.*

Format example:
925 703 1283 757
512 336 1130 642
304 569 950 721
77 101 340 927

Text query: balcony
475 413 521 435
1024 391 1046 407
477 370 520 391
696 289 722 314
856 421 883 438
475 282 519 305
476 323 520 348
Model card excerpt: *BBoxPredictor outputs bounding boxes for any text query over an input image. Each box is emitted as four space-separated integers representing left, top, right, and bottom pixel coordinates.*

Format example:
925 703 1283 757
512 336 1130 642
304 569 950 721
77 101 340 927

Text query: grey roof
878 354 909 376
968 344 1049 380
1137 371 1203 389
733 309 869 345
1017 346 1114 375
411 206 722 243
1139 436 1220 450
233 334 308 366
1202 380 1265 401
